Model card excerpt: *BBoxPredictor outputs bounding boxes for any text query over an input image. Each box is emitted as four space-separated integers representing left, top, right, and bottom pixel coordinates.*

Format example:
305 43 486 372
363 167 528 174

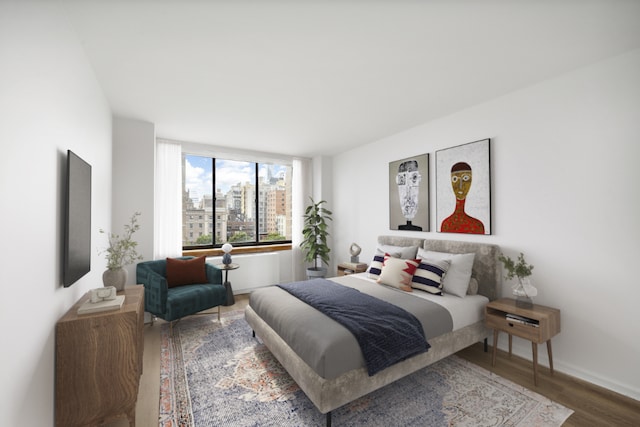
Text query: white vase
103 267 127 291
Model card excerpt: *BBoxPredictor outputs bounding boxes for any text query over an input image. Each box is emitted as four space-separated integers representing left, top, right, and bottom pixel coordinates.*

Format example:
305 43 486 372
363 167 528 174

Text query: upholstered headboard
377 236 502 301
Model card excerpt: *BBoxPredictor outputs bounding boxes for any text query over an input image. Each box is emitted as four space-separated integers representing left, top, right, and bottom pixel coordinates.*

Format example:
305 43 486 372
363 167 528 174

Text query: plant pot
306 267 327 280
103 267 127 291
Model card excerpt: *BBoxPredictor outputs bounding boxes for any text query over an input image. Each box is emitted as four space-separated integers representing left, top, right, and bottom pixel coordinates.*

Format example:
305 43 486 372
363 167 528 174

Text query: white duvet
347 272 489 331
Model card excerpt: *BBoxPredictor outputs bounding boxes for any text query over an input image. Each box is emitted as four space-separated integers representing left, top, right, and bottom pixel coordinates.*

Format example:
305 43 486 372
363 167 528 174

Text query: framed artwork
436 139 491 235
389 154 429 231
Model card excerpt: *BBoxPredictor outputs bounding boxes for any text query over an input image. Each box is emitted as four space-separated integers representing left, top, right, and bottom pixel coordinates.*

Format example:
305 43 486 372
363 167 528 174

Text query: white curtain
154 140 182 259
292 157 312 281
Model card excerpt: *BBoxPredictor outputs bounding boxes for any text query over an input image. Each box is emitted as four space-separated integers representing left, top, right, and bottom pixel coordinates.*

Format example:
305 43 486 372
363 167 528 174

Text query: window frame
182 154 292 251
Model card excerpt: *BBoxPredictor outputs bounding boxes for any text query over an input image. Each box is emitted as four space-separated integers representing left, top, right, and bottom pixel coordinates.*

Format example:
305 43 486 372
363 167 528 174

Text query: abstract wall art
436 139 491 235
389 154 429 231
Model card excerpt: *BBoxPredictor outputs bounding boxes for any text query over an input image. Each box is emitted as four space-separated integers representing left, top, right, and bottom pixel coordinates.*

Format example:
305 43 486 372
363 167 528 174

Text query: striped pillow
368 251 391 280
411 258 451 295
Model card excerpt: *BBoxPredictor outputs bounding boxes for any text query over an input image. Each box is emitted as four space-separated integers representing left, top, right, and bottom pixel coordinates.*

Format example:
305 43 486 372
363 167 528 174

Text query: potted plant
498 252 536 308
100 212 143 291
300 198 332 279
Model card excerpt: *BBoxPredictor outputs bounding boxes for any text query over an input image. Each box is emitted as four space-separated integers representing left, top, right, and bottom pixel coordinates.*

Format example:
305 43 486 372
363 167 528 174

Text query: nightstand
337 262 368 276
485 298 561 386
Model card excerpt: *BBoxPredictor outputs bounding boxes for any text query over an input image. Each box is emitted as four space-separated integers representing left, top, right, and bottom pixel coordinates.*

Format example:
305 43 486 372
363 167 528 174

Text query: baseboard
501 340 640 401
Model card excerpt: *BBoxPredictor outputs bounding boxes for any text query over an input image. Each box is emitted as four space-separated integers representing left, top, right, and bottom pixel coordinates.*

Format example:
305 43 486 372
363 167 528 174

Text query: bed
244 236 501 426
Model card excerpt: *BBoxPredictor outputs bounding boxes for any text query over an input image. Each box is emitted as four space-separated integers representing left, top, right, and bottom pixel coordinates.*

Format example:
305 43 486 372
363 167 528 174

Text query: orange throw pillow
166 256 207 288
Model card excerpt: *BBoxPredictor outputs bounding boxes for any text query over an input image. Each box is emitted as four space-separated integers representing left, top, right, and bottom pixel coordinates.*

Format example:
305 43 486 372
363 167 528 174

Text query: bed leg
252 330 255 338
484 338 488 352
326 411 331 427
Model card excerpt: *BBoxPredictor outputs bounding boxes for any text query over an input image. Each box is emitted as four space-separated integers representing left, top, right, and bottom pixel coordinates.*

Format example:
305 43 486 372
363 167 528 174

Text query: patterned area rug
159 311 573 426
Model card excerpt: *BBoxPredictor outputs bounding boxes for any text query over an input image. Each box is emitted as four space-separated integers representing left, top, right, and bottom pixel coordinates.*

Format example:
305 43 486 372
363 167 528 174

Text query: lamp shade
221 243 233 265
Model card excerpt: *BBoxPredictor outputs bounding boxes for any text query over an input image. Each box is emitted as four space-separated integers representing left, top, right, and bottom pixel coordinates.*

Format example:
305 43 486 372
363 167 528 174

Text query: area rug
159 311 573 426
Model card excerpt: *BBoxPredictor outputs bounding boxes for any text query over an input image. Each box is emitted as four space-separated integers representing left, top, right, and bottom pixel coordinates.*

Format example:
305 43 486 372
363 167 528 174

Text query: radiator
207 252 282 294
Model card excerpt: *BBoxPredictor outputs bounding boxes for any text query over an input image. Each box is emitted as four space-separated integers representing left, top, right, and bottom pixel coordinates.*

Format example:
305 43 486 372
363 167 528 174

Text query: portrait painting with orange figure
436 139 491 235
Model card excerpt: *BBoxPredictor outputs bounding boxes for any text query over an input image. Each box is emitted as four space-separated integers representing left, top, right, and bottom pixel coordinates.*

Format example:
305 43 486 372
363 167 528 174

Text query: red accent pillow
166 256 207 288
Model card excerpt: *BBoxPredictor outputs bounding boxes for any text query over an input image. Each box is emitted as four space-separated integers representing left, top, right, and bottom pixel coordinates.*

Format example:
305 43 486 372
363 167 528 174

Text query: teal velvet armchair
136 257 226 322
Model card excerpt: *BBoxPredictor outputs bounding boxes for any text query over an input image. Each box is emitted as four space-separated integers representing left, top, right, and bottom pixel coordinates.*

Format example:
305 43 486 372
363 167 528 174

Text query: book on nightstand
77 295 125 315
506 313 539 327
341 262 367 271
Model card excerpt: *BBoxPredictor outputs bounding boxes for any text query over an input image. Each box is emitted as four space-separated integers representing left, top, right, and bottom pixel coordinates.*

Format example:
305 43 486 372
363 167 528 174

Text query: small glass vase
512 277 536 309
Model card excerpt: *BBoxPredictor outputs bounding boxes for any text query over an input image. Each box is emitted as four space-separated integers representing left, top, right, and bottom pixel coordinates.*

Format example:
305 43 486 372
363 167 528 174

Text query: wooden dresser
55 285 144 426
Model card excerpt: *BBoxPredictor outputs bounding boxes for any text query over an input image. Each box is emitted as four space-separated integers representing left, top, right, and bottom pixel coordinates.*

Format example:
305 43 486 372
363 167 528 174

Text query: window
182 154 292 249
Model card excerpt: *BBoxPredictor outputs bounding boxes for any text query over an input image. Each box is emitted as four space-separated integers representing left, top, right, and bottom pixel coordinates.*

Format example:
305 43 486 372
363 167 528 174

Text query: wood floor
106 294 639 426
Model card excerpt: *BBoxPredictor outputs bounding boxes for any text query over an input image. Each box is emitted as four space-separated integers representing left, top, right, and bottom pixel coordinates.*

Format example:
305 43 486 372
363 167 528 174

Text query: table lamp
222 243 233 265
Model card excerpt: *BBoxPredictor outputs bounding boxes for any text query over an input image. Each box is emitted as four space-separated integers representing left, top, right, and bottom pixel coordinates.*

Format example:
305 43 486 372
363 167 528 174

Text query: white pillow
377 244 419 259
419 249 475 298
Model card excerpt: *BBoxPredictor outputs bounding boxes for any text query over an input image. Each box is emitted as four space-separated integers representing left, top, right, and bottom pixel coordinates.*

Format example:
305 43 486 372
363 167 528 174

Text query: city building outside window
182 154 292 249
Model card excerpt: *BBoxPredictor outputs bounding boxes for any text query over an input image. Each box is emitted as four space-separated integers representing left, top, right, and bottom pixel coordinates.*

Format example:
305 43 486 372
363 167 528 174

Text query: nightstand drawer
486 313 542 342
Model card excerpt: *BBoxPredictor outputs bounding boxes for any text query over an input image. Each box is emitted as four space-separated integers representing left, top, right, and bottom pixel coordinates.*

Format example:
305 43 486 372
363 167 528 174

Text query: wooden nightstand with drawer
485 298 561 386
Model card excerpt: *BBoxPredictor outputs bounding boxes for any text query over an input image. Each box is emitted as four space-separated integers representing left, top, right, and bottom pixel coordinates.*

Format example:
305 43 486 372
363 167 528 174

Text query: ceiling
62 1 640 158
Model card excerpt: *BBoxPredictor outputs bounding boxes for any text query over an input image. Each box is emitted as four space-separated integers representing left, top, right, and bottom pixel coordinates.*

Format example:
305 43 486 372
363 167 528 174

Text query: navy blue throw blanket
278 278 429 376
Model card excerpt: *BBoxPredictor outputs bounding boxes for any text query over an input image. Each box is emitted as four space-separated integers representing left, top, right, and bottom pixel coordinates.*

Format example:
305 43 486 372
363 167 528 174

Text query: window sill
183 243 292 258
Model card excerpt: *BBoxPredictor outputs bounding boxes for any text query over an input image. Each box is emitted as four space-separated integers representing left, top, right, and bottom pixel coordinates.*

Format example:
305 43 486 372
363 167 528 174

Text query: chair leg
218 305 221 322
169 318 181 333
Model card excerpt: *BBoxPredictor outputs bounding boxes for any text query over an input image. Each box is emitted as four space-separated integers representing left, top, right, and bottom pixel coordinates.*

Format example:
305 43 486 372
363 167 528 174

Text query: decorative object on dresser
301 197 332 279
77 286 124 315
337 262 367 276
221 242 233 265
55 286 144 427
436 138 491 235
485 297 561 386
99 211 143 291
349 242 361 263
498 251 536 308
389 154 429 231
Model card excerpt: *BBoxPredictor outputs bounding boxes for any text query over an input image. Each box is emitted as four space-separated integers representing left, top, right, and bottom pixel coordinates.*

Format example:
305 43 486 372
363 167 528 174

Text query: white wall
332 49 640 399
0 3 112 426
112 117 156 282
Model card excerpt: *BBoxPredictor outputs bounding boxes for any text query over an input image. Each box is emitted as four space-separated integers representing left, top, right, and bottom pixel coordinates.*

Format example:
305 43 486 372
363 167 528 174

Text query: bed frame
244 237 501 426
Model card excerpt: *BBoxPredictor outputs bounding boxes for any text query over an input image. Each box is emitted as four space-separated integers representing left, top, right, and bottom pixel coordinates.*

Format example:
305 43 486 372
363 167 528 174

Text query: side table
216 263 239 306
485 298 561 386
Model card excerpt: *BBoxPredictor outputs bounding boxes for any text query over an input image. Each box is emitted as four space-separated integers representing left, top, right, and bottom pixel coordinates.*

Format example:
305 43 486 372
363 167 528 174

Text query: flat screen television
63 150 92 287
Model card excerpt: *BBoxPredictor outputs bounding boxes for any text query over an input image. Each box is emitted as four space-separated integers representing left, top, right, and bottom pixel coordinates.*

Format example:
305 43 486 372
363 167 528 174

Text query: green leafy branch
498 252 534 281
100 212 143 270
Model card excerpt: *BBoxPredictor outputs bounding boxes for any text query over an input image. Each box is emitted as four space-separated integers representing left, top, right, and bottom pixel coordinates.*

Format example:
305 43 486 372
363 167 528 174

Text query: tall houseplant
100 212 143 291
300 198 332 279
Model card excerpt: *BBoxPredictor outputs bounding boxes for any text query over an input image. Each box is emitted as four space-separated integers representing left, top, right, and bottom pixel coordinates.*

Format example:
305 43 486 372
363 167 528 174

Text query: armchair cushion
166 256 207 288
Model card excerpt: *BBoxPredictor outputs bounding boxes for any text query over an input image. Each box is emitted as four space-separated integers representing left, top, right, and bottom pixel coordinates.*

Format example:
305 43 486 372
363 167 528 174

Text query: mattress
248 273 488 380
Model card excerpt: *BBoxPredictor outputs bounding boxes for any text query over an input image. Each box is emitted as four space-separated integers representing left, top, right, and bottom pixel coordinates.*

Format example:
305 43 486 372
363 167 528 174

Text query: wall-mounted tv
63 150 92 287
